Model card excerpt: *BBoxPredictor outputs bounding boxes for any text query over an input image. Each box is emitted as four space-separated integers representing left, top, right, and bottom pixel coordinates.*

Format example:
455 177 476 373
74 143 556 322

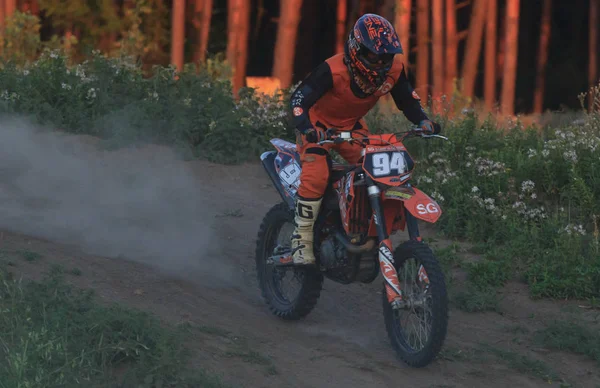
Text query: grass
0 267 226 388
19 250 41 262
480 343 560 382
534 320 600 364
451 286 501 313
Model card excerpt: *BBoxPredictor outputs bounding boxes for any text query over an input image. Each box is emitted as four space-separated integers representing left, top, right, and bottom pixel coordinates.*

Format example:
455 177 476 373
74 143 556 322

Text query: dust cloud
0 115 236 286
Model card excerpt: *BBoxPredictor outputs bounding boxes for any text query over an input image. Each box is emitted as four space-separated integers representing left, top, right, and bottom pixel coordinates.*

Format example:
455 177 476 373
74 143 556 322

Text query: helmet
344 14 403 96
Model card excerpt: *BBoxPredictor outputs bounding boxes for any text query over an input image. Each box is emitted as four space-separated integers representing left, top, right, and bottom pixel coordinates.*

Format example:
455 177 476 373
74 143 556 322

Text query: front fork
367 180 421 308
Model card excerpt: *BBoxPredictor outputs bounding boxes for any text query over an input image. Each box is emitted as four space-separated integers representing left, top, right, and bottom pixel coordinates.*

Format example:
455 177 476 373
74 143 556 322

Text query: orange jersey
290 53 427 133
309 54 404 130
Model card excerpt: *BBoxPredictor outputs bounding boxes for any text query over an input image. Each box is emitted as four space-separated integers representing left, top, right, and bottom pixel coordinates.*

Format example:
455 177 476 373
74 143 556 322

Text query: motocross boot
291 197 322 265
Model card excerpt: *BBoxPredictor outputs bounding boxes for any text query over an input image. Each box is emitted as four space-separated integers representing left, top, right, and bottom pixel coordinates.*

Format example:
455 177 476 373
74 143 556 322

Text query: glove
419 120 442 134
305 128 326 143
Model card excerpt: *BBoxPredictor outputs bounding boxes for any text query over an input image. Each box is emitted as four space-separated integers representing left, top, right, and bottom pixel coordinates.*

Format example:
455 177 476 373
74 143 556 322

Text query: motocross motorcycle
255 127 449 368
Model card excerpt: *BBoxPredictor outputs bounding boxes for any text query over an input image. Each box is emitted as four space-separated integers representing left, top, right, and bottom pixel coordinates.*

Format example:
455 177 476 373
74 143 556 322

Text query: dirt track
1 125 599 388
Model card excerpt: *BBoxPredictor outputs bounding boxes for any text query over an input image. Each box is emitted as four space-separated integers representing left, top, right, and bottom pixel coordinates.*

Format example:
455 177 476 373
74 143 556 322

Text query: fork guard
383 186 442 224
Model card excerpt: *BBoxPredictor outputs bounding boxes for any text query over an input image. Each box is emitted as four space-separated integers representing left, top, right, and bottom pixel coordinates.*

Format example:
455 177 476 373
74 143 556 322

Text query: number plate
362 146 415 185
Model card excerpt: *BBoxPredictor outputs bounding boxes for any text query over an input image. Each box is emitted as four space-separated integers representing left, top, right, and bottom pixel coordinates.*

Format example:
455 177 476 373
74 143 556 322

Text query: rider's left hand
419 120 442 134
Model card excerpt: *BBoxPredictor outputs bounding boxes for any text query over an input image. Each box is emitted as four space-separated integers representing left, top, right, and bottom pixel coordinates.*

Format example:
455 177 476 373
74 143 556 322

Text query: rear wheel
255 202 323 320
382 240 448 367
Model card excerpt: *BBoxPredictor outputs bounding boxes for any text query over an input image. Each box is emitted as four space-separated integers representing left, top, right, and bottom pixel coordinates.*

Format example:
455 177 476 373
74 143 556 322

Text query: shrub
1 48 599 299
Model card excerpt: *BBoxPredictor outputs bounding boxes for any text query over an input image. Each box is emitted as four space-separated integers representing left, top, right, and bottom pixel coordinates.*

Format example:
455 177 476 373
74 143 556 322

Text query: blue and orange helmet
344 14 403 96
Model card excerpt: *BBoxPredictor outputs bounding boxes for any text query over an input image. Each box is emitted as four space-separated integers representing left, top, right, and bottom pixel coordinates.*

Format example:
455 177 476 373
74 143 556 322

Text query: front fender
383 186 442 223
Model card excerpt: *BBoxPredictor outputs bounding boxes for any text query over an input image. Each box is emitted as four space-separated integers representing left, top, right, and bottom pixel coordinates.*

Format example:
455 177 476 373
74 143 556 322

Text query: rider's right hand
305 128 326 143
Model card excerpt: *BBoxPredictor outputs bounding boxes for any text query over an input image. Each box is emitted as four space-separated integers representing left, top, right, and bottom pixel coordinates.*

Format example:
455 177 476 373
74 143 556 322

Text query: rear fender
383 186 442 223
260 138 302 210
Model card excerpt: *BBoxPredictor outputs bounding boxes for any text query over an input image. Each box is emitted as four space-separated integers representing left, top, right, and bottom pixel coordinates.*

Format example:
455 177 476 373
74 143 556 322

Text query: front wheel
255 202 323 320
382 240 449 367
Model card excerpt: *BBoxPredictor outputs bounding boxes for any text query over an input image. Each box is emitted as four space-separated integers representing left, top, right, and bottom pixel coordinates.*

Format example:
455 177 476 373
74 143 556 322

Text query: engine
319 236 348 269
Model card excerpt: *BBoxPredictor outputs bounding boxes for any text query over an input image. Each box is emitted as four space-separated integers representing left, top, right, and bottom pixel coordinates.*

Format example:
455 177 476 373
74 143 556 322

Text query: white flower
542 149 550 157
560 224 586 236
431 191 445 202
521 180 535 193
471 186 479 193
86 88 97 100
563 150 578 163
527 148 537 158
61 83 71 90
23 70 29 76
531 193 537 199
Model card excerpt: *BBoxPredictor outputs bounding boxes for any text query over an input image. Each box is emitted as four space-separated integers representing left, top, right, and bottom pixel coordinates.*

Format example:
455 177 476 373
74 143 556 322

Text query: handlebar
316 127 448 147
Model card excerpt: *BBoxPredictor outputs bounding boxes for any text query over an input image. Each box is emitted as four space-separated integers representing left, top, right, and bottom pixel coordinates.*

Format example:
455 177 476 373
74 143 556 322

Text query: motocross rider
289 13 442 266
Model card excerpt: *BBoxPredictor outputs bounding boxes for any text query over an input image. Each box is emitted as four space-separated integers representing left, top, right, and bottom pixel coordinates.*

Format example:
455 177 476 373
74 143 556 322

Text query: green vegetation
0 267 225 388
534 320 600 364
480 343 559 382
0 39 599 384
0 46 599 301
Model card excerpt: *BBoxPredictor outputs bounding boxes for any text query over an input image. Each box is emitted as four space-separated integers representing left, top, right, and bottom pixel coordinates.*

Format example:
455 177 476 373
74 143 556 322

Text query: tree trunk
170 0 186 71
460 0 486 98
378 0 395 21
360 0 377 15
500 0 520 116
347 0 360 33
21 0 39 14
445 0 457 95
415 0 429 99
0 0 5 26
272 0 304 89
5 0 15 18
0 0 5 56
484 0 497 111
227 0 241 66
533 0 551 114
232 0 250 96
336 0 347 54
394 0 412 68
432 0 444 101
193 0 213 64
589 0 598 111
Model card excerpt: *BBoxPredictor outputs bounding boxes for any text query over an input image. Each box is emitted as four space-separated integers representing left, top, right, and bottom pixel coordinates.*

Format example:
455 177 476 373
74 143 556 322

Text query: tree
484 0 497 111
336 0 347 54
445 0 457 96
233 0 250 95
193 0 213 64
170 0 185 71
460 0 486 98
226 0 240 67
432 0 444 102
415 0 429 99
533 0 551 114
394 0 411 68
360 0 377 15
501 0 520 116
272 0 304 89
21 0 40 14
5 0 15 18
378 0 395 21
226 0 250 96
589 0 598 111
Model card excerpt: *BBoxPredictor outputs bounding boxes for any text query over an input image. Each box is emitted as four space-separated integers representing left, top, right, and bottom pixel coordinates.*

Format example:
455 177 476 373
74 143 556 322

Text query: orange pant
296 121 371 200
